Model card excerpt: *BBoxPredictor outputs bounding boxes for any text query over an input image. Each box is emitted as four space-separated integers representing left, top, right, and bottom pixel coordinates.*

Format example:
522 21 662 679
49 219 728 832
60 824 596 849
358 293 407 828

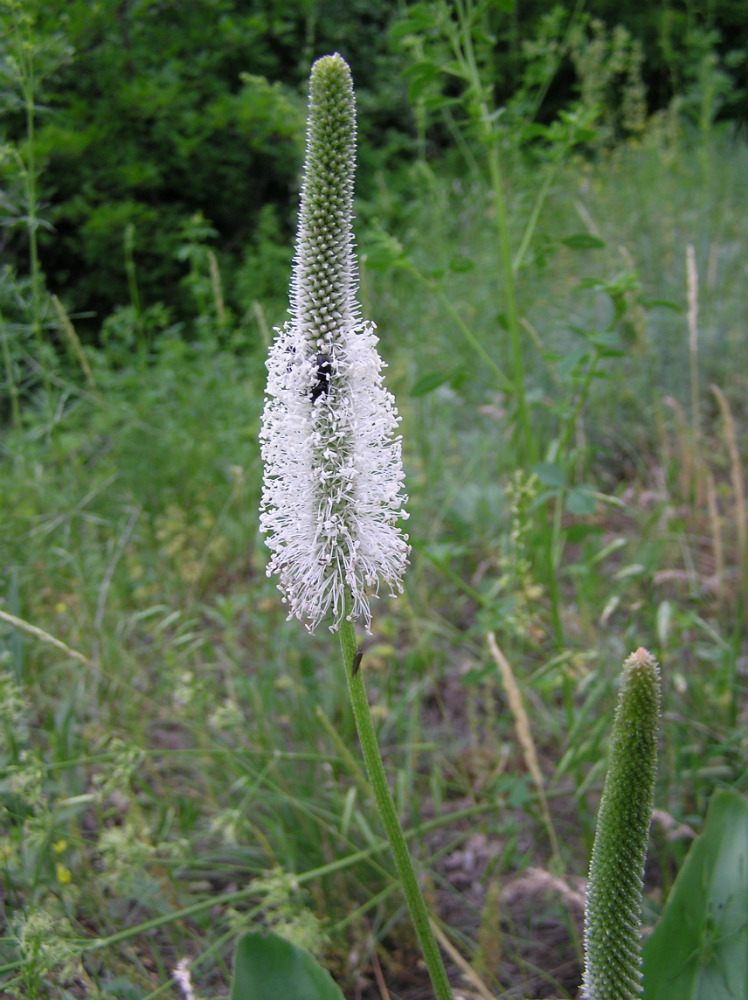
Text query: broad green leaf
565 522 602 543
421 94 461 112
404 60 441 103
556 347 590 378
573 126 599 143
565 486 597 515
390 6 438 40
410 369 462 396
522 122 551 141
562 233 606 250
642 790 748 1000
448 254 475 273
532 462 567 488
230 931 345 1000
361 235 409 271
640 297 683 312
588 330 624 353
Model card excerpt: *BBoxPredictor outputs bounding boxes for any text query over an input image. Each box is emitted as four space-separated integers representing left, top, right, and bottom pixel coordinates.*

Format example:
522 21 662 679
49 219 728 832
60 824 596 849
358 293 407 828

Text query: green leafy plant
384 3 670 651
642 789 748 1000
231 931 344 1000
0 0 70 405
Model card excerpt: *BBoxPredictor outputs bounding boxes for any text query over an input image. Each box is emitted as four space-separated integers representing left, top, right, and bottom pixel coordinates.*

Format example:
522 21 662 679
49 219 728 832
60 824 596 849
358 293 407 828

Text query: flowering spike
259 54 409 632
290 53 359 341
583 648 661 1000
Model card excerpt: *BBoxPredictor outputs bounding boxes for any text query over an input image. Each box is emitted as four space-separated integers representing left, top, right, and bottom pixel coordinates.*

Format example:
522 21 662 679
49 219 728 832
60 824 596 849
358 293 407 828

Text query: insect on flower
352 645 363 677
311 353 333 402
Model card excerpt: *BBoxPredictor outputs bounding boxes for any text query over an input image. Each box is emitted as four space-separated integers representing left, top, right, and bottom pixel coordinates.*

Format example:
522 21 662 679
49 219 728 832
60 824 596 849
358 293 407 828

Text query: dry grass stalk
474 878 503 980
705 468 724 598
429 919 498 1000
252 298 272 348
686 243 699 395
663 396 692 506
685 244 703 506
711 383 746 572
706 240 719 291
487 633 561 866
0 608 94 668
369 943 392 1000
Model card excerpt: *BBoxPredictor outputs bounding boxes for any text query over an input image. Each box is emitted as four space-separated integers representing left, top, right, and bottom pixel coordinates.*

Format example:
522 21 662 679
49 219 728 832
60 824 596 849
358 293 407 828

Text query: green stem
558 348 600 456
124 223 146 365
451 0 535 463
431 281 514 393
339 611 454 1000
546 499 564 649
486 130 534 464
512 138 570 275
0 308 21 428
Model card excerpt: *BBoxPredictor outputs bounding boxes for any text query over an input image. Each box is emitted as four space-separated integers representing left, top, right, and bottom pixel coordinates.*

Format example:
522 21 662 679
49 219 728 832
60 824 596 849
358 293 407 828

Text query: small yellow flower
56 863 72 885
52 839 67 854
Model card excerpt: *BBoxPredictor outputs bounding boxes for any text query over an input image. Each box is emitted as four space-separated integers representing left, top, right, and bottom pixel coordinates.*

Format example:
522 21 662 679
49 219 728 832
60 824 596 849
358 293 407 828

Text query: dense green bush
0 0 745 340
0 0 409 334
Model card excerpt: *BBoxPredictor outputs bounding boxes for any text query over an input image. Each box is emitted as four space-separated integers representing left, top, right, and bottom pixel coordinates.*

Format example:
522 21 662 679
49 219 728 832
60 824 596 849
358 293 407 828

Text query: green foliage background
1 0 746 332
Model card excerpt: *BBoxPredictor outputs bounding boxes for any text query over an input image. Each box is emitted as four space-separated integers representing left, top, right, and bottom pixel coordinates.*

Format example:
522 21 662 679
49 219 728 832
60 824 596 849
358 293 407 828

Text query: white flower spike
259 54 409 632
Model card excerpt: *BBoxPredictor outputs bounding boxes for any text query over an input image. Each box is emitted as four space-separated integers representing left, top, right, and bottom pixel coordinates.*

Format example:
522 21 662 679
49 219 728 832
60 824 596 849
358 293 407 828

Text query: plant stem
486 141 535 462
452 0 535 464
338 612 454 1000
546 501 564 648
430 280 514 393
513 138 570 275
0 308 21 427
124 223 146 364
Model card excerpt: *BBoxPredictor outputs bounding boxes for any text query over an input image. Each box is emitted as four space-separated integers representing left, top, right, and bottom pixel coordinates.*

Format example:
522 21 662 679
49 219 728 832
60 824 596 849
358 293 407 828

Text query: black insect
310 353 333 403
352 646 363 678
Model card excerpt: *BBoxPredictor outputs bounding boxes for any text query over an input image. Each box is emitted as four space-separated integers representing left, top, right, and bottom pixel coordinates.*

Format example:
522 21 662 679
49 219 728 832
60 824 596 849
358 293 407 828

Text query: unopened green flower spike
583 647 661 1000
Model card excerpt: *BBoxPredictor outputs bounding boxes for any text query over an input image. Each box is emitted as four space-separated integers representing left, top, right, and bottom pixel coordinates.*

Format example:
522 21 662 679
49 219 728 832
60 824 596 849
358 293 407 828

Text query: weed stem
339 609 454 1000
